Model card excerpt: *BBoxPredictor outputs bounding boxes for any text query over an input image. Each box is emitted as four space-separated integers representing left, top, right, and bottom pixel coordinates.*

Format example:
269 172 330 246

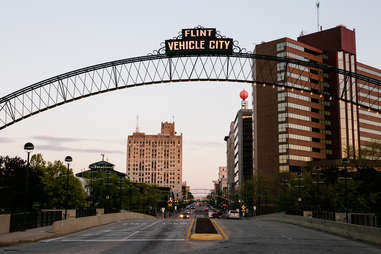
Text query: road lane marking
123 220 160 240
41 235 70 242
281 234 293 240
211 219 228 240
186 218 195 240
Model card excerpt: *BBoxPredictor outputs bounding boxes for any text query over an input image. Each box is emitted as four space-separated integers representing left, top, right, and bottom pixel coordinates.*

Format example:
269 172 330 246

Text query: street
0 206 380 254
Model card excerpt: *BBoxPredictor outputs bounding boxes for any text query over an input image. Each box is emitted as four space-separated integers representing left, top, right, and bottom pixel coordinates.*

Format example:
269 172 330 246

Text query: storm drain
195 218 217 234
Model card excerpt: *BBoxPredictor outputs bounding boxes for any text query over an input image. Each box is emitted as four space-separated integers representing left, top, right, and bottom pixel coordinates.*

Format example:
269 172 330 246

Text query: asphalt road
0 207 380 254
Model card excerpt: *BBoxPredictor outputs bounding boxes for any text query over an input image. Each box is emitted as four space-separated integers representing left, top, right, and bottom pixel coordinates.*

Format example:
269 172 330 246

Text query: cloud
32 135 124 145
185 140 223 151
37 145 123 154
0 137 14 143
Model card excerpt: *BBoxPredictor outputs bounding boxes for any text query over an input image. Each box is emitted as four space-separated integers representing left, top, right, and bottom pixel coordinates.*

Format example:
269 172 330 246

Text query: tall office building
225 91 253 199
252 25 381 180
126 121 183 199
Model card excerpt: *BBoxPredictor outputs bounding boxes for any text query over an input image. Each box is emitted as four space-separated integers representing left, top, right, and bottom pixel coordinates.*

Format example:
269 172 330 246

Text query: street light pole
24 142 34 212
342 158 350 223
64 156 72 220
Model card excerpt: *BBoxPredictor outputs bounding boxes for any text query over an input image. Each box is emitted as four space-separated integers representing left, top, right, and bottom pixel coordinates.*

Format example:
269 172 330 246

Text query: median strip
189 218 225 241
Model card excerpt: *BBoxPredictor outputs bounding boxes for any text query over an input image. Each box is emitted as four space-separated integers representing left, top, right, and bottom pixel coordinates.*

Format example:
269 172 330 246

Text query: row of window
279 154 312 163
359 118 381 127
357 66 381 78
278 102 311 112
278 133 313 143
277 92 311 102
359 127 381 136
279 144 312 153
277 62 310 73
277 51 309 62
359 109 381 119
358 82 380 94
358 92 380 101
278 112 311 122
279 123 312 132
360 136 381 143
284 82 312 91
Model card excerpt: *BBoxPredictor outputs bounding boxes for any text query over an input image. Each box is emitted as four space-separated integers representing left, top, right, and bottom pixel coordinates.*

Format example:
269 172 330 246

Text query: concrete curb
211 219 228 240
190 233 223 240
259 213 381 246
189 218 226 241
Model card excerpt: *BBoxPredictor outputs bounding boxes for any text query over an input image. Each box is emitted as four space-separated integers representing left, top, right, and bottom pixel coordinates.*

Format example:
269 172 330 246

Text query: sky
0 0 380 192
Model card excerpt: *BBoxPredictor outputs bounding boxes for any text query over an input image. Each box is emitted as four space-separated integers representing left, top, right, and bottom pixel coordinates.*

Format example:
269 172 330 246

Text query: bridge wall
261 213 381 246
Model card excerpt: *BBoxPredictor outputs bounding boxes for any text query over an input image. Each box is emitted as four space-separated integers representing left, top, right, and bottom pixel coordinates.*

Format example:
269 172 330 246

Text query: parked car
227 210 240 219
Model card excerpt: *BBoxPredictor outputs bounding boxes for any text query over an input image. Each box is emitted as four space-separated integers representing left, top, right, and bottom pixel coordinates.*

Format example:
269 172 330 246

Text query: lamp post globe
64 155 72 219
65 156 73 163
24 142 34 152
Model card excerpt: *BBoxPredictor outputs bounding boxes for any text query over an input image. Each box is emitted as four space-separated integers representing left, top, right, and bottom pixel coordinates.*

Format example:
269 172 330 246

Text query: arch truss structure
1 28 380 131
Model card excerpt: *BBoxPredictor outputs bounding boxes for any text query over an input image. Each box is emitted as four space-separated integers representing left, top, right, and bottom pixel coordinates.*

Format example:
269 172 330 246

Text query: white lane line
123 220 161 240
62 239 185 242
281 234 293 240
41 235 70 243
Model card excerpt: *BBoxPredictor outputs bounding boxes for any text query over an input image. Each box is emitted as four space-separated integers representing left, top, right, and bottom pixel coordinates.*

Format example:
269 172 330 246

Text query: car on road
227 210 240 219
179 211 191 219
212 210 224 219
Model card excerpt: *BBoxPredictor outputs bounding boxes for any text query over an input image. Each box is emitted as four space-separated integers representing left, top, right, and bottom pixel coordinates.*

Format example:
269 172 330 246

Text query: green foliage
280 167 381 214
86 170 170 214
0 154 86 212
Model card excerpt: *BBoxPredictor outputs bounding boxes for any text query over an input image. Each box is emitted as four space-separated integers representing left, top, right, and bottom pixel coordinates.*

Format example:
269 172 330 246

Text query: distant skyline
1 0 380 191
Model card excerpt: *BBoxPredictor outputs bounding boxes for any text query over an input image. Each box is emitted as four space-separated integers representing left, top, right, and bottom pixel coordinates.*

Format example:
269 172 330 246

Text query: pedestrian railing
104 207 120 214
76 207 96 218
312 210 336 221
351 213 379 227
10 210 62 232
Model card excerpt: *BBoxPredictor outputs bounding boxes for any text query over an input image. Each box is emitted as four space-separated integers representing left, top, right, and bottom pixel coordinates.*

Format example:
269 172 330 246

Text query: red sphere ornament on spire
240 90 248 100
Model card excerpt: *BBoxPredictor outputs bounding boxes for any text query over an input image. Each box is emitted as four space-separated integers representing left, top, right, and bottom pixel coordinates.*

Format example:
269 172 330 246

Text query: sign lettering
165 28 233 56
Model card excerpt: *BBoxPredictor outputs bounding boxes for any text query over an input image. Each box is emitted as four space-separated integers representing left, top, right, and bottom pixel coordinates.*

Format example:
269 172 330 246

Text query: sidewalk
0 225 55 247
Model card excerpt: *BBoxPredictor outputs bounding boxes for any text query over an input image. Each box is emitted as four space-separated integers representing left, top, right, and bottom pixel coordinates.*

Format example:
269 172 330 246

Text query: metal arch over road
1 27 381 131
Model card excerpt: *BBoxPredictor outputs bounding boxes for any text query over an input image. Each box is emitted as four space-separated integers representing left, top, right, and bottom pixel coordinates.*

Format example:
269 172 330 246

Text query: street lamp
64 155 72 220
341 158 350 223
24 142 34 211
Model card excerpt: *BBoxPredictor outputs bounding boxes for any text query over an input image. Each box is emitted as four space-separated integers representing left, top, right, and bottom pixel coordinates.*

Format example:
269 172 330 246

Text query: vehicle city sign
165 28 233 56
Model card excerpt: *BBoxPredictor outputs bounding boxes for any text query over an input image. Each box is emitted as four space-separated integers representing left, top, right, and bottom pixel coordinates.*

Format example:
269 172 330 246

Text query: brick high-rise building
252 25 381 180
126 121 183 199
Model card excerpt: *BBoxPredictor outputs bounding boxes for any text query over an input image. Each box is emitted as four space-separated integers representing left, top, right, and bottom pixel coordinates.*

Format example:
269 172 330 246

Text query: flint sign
165 28 233 56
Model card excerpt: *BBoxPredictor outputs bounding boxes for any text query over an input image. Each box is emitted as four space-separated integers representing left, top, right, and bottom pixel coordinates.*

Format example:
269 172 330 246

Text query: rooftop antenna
101 153 105 161
316 1 320 32
136 115 139 132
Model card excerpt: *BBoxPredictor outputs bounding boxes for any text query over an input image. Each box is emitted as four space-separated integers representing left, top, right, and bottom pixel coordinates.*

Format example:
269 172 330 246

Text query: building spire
316 1 320 32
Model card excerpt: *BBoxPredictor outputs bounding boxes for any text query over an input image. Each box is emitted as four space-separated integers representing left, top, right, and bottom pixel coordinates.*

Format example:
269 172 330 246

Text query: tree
29 154 86 209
